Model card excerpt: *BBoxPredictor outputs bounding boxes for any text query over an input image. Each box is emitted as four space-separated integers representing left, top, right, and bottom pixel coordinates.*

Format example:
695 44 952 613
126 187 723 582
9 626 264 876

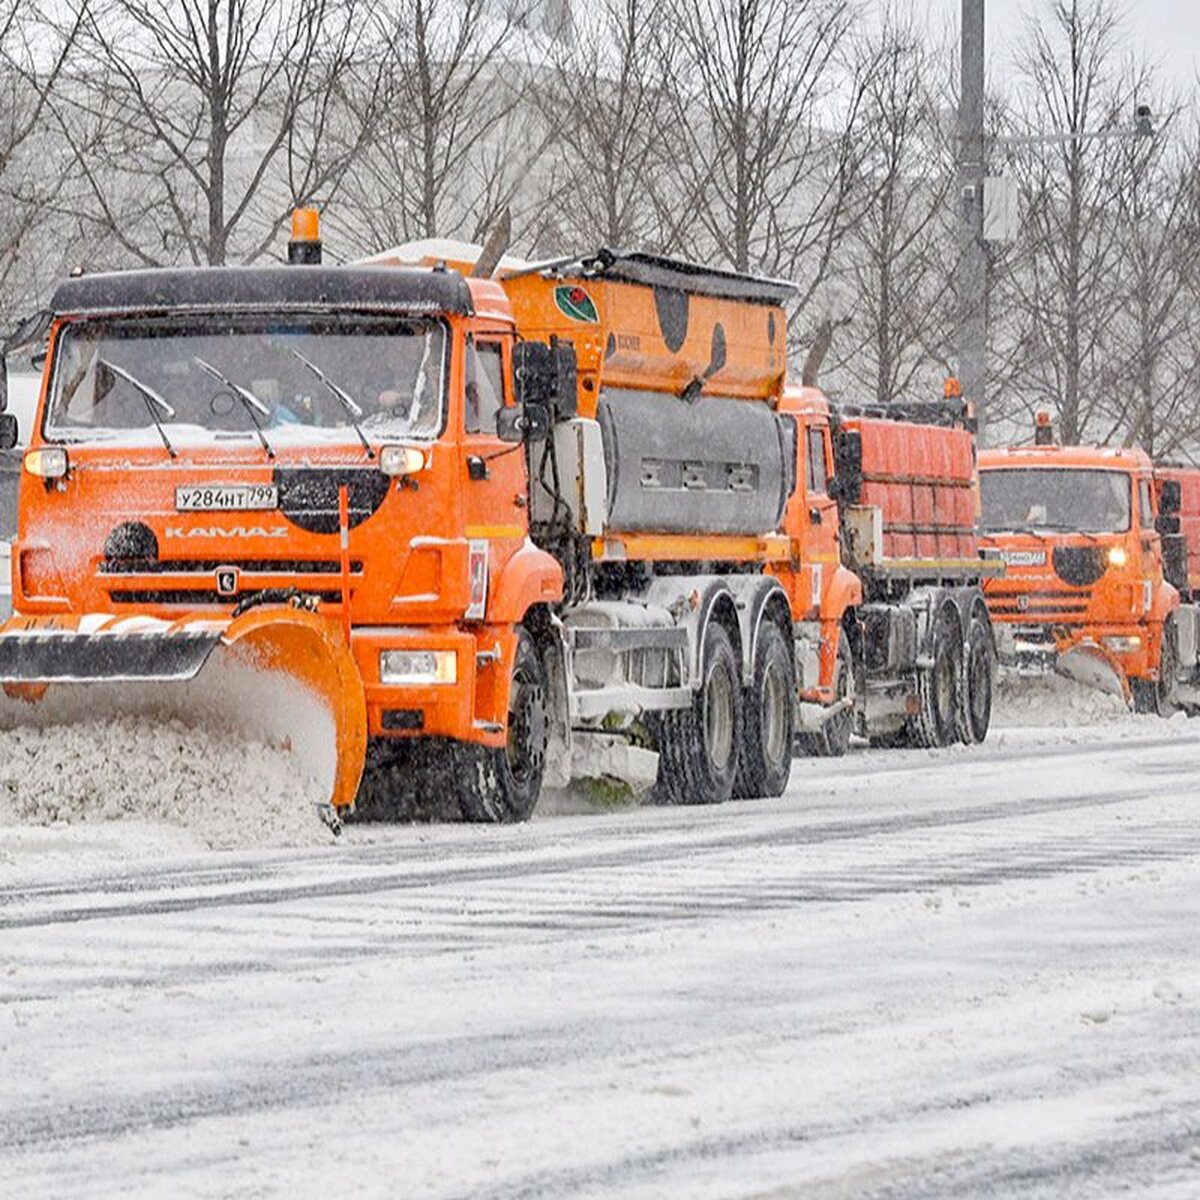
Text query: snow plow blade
0 609 367 813
1055 641 1130 703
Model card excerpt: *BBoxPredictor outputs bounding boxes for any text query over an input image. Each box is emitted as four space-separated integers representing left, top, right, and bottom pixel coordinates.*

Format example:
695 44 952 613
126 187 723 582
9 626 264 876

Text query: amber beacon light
288 207 322 265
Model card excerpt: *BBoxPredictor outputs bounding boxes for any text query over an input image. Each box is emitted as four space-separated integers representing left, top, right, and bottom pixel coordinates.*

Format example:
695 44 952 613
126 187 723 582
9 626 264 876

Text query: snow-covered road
2 725 1200 1198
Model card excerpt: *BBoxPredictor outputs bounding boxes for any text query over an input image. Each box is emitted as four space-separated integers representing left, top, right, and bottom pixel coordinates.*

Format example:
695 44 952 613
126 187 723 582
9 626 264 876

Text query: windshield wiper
288 349 374 459
192 356 274 459
99 358 177 458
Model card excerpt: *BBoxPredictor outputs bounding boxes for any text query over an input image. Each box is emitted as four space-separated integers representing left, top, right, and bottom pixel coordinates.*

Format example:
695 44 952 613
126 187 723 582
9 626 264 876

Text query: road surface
2 724 1200 1198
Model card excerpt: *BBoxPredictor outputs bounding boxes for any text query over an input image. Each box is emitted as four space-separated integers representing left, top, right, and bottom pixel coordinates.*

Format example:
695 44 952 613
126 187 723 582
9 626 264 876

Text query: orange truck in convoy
978 418 1200 714
0 214 999 823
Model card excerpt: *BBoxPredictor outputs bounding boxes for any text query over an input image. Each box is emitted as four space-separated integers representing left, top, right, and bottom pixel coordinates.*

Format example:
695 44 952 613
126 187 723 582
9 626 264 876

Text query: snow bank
0 655 334 851
0 717 325 850
991 668 1132 727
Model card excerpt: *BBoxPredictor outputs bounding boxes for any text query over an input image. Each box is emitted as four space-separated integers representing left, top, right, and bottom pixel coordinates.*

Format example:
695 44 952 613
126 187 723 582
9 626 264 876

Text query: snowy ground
2 689 1200 1197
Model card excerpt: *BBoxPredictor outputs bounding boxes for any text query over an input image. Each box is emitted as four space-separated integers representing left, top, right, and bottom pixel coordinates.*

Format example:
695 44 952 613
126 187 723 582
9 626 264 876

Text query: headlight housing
379 649 457 685
379 445 426 477
24 447 68 479
1103 634 1141 654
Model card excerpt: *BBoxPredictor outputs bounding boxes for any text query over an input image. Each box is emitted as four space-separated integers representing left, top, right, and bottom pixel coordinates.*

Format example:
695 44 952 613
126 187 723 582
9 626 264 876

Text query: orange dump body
839 416 978 561
502 267 789 414
978 444 1177 690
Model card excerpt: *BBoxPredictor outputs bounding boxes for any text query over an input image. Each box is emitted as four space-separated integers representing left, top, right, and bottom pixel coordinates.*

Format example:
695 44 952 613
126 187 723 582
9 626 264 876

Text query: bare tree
53 0 380 268
833 8 957 403
338 0 554 255
1103 100 1200 456
0 2 85 322
661 0 861 312
530 0 680 253
996 0 1146 443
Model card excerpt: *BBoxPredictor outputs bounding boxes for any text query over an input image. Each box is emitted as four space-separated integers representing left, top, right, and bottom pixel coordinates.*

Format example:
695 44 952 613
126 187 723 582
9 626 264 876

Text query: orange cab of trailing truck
977 415 1178 710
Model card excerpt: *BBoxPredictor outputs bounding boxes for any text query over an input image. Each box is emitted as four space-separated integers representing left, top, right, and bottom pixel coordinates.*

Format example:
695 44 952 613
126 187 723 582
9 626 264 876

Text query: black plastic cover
0 630 219 682
50 266 473 319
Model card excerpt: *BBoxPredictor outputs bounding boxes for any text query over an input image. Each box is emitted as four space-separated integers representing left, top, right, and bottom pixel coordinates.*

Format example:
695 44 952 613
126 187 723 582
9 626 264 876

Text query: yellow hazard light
291 207 320 242
1108 545 1129 568
379 445 426 477
24 446 68 478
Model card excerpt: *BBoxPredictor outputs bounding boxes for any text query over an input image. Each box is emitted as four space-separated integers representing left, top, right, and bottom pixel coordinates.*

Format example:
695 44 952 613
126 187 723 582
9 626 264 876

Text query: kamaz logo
165 526 288 539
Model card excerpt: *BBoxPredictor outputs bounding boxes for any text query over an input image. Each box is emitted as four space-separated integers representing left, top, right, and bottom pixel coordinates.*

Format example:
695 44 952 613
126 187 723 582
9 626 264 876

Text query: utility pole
957 0 987 437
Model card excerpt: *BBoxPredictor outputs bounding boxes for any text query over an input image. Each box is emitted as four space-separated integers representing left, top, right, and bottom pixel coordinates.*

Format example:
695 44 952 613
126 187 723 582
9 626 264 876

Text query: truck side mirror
1158 478 1181 516
495 402 550 444
830 429 863 505
0 413 15 451
513 339 578 419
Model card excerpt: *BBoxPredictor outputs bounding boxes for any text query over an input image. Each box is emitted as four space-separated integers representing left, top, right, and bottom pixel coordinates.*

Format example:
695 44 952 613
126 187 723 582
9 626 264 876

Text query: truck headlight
1103 635 1141 654
379 649 457 684
24 447 68 479
379 445 426 477
1107 545 1128 568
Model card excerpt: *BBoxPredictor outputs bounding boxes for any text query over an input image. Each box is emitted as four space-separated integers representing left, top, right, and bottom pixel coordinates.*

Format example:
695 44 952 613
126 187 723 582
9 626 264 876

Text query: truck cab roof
979 444 1153 473
49 265 475 320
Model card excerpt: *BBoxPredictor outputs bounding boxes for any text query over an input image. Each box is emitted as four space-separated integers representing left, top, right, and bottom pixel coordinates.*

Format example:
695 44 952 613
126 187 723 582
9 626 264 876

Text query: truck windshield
43 316 445 445
980 468 1131 534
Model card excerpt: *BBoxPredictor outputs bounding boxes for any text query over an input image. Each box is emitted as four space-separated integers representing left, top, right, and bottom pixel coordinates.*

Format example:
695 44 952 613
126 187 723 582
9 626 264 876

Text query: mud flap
1055 641 1130 703
0 609 366 812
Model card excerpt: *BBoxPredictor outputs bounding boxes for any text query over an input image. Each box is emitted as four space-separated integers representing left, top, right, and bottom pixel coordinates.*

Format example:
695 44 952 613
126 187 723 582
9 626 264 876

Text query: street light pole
957 0 987 437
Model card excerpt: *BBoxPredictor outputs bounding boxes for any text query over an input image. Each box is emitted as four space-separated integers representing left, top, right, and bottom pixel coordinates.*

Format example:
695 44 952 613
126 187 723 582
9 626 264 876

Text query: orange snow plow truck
978 418 1200 714
0 213 999 822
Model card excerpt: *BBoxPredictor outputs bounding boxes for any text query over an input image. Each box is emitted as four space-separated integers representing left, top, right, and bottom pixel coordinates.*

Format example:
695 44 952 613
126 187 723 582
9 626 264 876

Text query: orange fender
486 542 564 625
820 564 863 623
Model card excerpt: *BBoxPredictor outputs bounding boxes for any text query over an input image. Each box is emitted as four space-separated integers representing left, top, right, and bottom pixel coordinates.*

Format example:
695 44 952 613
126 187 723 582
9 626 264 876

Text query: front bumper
351 625 514 746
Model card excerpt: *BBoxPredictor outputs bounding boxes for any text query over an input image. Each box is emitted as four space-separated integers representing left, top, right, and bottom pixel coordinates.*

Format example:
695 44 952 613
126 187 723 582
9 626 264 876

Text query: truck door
1138 475 1162 578
460 334 528 592
804 422 839 611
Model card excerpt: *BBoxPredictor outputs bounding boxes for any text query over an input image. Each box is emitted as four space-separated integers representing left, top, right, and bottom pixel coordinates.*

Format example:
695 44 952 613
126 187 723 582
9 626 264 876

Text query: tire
351 738 457 822
653 620 741 805
456 629 548 823
956 614 995 744
796 632 854 758
1133 617 1178 717
910 610 961 748
733 621 794 799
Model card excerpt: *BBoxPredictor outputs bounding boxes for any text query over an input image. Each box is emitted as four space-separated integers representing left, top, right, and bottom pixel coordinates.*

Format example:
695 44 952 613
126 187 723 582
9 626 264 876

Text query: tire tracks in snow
0 783 1169 930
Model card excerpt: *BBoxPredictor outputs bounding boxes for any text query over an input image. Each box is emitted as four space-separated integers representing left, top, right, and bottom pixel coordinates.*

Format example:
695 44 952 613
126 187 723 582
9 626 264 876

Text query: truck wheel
911 611 961 748
456 629 547 823
353 739 457 822
797 634 854 758
654 621 741 805
733 621 794 799
1133 617 1178 717
956 615 995 744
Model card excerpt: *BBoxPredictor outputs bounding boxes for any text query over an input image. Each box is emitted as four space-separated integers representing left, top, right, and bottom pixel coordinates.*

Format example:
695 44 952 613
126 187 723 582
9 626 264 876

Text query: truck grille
101 557 363 606
987 587 1093 618
100 558 361 575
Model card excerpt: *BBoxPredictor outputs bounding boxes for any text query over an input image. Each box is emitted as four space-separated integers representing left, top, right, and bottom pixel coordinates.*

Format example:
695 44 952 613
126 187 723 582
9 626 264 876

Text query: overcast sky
923 0 1199 94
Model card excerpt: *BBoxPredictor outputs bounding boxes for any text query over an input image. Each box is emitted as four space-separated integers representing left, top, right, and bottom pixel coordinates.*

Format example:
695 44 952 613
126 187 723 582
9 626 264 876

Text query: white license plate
1001 549 1047 567
175 484 278 511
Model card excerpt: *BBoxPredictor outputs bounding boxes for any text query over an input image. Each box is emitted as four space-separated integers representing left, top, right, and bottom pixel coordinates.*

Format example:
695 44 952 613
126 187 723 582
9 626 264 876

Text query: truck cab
978 439 1177 708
